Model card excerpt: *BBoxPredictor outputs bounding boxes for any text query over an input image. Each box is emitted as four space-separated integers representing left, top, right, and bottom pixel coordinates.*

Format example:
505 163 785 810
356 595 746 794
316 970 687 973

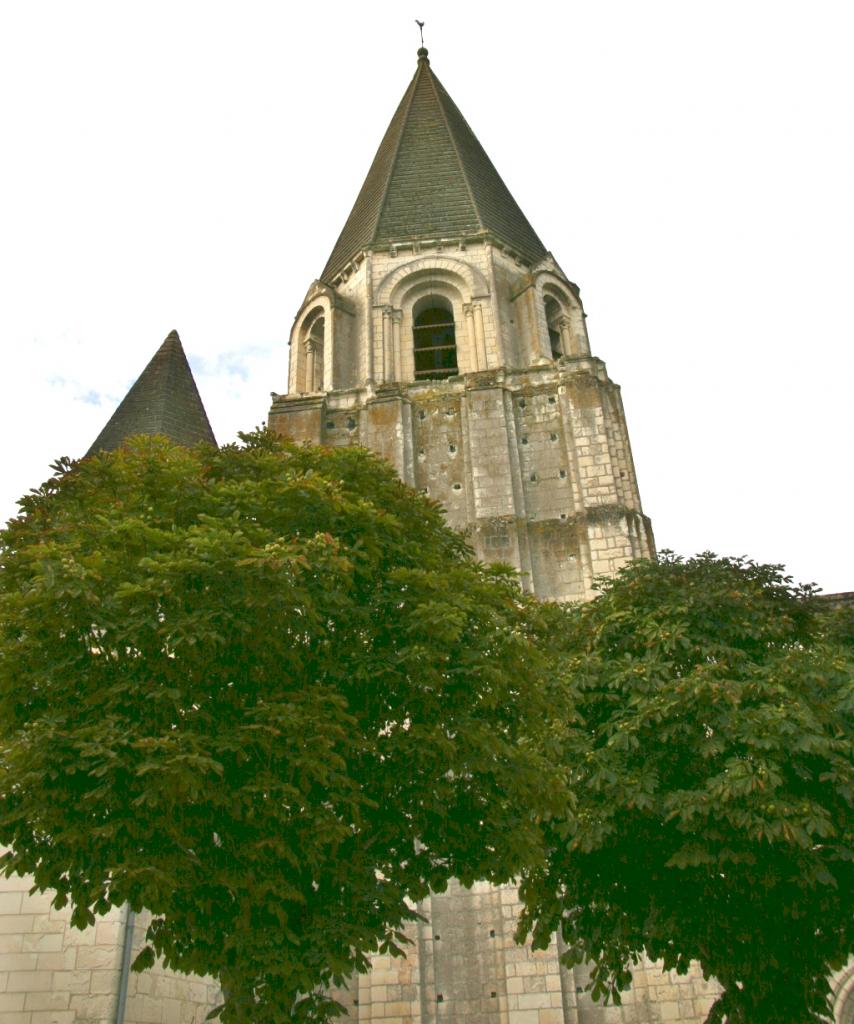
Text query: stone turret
269 47 653 602
89 330 216 454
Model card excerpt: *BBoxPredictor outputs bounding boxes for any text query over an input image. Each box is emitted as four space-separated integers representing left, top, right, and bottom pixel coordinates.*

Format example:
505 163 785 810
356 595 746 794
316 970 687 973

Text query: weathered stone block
23 993 71 1012
6 973 54 994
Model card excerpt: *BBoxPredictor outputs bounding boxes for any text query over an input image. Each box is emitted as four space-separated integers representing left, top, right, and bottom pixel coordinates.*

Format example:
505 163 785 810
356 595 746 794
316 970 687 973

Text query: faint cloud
46 374 111 408
192 346 276 384
217 355 250 382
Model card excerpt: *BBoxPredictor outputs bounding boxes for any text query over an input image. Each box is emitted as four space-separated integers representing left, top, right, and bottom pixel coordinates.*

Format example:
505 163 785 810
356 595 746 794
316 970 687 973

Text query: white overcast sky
1 0 852 593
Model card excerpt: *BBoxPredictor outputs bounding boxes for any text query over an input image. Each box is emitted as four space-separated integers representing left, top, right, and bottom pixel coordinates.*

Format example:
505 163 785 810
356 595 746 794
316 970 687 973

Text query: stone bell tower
266 47 710 1024
269 45 653 603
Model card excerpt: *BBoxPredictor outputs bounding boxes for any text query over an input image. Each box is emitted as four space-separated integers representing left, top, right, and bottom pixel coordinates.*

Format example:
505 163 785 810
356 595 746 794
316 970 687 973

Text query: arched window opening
544 297 563 358
302 310 325 392
413 303 457 380
309 315 324 390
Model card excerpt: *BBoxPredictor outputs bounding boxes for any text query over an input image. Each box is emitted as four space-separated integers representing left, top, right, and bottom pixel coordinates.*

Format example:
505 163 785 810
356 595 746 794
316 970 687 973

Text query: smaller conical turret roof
88 330 216 455
322 48 547 281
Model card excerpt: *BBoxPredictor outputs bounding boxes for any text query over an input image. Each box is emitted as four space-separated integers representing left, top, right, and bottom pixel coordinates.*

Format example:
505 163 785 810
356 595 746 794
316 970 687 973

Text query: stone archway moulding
535 270 582 311
376 255 490 308
534 270 590 359
289 296 333 394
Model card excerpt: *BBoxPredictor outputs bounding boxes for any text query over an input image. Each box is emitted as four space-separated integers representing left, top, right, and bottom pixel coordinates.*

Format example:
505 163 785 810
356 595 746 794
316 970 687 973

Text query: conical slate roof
88 330 216 455
322 48 547 281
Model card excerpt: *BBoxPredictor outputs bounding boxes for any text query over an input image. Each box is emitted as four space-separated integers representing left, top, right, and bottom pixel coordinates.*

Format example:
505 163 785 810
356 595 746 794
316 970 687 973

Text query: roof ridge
425 62 484 237
431 73 547 263
320 65 422 283
371 65 424 254
151 331 179 427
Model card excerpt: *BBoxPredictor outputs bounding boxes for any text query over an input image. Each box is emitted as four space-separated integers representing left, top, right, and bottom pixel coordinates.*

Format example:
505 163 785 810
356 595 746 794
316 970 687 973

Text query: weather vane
415 20 425 47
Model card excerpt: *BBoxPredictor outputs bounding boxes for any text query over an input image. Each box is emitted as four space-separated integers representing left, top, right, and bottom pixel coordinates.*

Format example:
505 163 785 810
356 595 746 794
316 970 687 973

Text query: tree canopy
0 432 564 1024
517 553 854 1024
2 435 851 1024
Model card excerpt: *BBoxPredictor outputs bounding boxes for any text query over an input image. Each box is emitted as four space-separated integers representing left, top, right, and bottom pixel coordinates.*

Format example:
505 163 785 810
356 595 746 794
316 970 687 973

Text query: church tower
268 52 733 1024
268 51 725 1024
269 46 654 603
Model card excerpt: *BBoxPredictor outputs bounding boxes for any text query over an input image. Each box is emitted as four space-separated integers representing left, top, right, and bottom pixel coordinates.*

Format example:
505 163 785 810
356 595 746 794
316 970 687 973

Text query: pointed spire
87 330 216 455
322 50 547 281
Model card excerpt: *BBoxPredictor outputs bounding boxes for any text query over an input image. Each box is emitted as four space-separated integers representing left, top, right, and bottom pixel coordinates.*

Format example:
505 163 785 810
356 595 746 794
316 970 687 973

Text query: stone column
558 314 573 356
364 255 375 384
571 307 591 356
322 316 333 392
304 341 315 393
381 306 393 383
392 310 403 382
463 303 477 370
473 303 488 370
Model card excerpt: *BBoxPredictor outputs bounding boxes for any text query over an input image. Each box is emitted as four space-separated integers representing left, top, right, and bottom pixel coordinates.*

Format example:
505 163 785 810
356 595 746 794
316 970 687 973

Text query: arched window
413 302 457 380
302 309 325 391
544 297 563 358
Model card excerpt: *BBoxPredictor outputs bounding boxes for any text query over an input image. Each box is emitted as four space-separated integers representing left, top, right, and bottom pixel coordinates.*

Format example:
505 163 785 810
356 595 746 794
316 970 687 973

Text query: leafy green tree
518 553 854 1024
0 432 563 1024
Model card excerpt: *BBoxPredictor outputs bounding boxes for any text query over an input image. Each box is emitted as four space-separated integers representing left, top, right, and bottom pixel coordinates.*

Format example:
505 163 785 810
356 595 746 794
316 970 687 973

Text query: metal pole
115 907 136 1024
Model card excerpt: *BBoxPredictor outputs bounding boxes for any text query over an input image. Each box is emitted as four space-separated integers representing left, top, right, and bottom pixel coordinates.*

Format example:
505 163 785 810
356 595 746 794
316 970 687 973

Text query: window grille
413 306 458 380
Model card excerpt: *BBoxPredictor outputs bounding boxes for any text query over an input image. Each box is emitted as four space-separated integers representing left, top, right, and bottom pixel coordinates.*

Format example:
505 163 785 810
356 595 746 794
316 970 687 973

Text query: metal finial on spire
415 20 425 47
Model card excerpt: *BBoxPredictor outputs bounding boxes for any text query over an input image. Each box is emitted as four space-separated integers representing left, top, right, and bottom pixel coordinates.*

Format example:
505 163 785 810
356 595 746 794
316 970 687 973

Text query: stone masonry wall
270 359 653 602
0 867 219 1024
325 882 721 1024
122 912 220 1024
268 243 718 1024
